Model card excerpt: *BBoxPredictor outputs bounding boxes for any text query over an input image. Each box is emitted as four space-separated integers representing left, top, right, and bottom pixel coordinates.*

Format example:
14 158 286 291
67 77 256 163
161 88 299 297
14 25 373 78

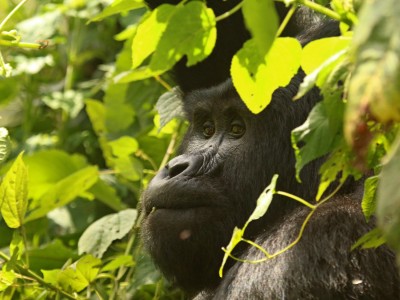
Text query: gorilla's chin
141 207 233 292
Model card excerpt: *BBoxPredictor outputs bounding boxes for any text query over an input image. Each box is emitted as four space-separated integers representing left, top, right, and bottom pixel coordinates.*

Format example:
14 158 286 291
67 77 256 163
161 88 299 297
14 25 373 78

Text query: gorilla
140 1 400 299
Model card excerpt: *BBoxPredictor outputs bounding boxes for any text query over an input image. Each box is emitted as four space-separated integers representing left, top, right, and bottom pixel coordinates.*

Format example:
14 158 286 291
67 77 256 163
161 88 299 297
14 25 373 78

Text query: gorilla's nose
166 155 203 178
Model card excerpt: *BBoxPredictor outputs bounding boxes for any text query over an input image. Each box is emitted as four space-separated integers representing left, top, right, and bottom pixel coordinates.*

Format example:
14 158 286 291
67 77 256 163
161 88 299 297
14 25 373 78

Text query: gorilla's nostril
168 162 189 178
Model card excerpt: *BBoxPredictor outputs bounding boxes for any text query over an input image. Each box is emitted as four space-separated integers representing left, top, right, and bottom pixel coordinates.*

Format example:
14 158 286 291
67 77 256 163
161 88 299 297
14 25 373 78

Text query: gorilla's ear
156 87 186 131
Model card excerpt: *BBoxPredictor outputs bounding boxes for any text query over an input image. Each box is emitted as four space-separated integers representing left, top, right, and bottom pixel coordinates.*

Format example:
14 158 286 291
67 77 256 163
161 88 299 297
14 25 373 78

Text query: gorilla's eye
230 121 245 137
202 121 215 138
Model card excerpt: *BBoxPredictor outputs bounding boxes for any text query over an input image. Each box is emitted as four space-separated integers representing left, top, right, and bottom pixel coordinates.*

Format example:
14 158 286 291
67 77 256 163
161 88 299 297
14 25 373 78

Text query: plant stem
276 191 316 210
0 251 77 299
297 0 341 21
276 4 296 37
0 0 30 31
0 39 45 49
215 0 244 22
159 121 183 170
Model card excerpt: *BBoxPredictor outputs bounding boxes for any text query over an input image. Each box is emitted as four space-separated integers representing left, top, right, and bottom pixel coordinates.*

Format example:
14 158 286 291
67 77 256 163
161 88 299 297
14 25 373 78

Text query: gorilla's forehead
183 79 250 117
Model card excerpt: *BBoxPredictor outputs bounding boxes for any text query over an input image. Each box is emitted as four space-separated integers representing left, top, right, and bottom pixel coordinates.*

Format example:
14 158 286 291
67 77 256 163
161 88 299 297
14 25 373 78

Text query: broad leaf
150 1 216 71
292 91 344 180
132 5 175 68
301 37 351 75
78 209 137 258
242 0 278 54
232 38 301 114
25 166 99 222
156 87 185 129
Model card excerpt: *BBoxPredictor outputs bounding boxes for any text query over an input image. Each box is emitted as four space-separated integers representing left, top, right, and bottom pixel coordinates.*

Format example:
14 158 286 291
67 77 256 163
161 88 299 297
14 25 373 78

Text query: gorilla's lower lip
149 205 211 214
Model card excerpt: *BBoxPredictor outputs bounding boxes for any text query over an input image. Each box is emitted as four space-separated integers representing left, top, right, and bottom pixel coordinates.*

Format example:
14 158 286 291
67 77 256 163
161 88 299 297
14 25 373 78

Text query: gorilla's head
141 77 321 292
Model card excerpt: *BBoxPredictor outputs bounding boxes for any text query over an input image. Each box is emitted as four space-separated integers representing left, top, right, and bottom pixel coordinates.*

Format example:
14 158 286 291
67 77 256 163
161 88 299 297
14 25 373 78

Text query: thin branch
0 251 77 299
0 0 30 31
215 1 244 22
276 4 296 37
276 191 316 210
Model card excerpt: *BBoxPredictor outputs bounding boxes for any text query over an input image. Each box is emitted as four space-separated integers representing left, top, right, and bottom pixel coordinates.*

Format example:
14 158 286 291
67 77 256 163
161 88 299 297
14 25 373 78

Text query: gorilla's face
141 78 316 292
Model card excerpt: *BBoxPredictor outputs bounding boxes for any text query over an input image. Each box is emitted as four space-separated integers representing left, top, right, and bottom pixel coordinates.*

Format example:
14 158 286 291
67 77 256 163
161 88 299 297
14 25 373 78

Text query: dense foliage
0 0 399 299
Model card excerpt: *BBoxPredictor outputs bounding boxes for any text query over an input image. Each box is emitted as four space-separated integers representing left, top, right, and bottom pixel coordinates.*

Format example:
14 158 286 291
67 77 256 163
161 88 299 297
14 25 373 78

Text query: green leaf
292 92 345 180
0 152 28 228
75 255 101 283
43 255 101 293
113 67 164 83
10 231 24 261
301 37 351 75
101 254 135 272
242 0 278 54
377 133 400 255
114 156 143 181
150 1 216 71
42 269 60 287
361 176 378 222
85 100 106 135
245 174 278 226
219 227 243 278
109 136 139 157
57 268 88 292
90 0 145 22
351 227 386 251
295 50 347 99
78 209 137 258
0 269 16 292
89 180 123 211
156 87 185 129
25 166 99 222
132 5 175 68
316 146 362 200
232 37 301 114
29 240 79 272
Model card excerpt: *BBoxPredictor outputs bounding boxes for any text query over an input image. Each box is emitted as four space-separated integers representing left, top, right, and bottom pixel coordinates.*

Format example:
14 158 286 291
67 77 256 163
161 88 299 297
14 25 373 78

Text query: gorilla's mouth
142 179 225 216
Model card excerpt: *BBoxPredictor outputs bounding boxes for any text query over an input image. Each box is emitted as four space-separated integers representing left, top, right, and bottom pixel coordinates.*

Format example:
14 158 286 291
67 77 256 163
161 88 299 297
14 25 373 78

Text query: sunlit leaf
361 175 378 222
25 166 99 222
351 227 386 251
150 1 216 71
132 5 175 68
101 254 134 272
0 152 28 228
301 37 351 75
246 174 278 225
242 0 278 54
232 37 301 114
109 136 139 157
90 0 144 22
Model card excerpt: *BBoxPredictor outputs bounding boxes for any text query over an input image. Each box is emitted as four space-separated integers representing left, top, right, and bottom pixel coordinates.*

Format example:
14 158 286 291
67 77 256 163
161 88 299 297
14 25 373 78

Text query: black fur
140 1 400 299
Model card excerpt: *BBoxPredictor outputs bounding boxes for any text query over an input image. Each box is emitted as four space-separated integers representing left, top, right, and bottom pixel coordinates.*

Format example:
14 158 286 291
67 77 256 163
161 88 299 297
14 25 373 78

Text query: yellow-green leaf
0 152 28 228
